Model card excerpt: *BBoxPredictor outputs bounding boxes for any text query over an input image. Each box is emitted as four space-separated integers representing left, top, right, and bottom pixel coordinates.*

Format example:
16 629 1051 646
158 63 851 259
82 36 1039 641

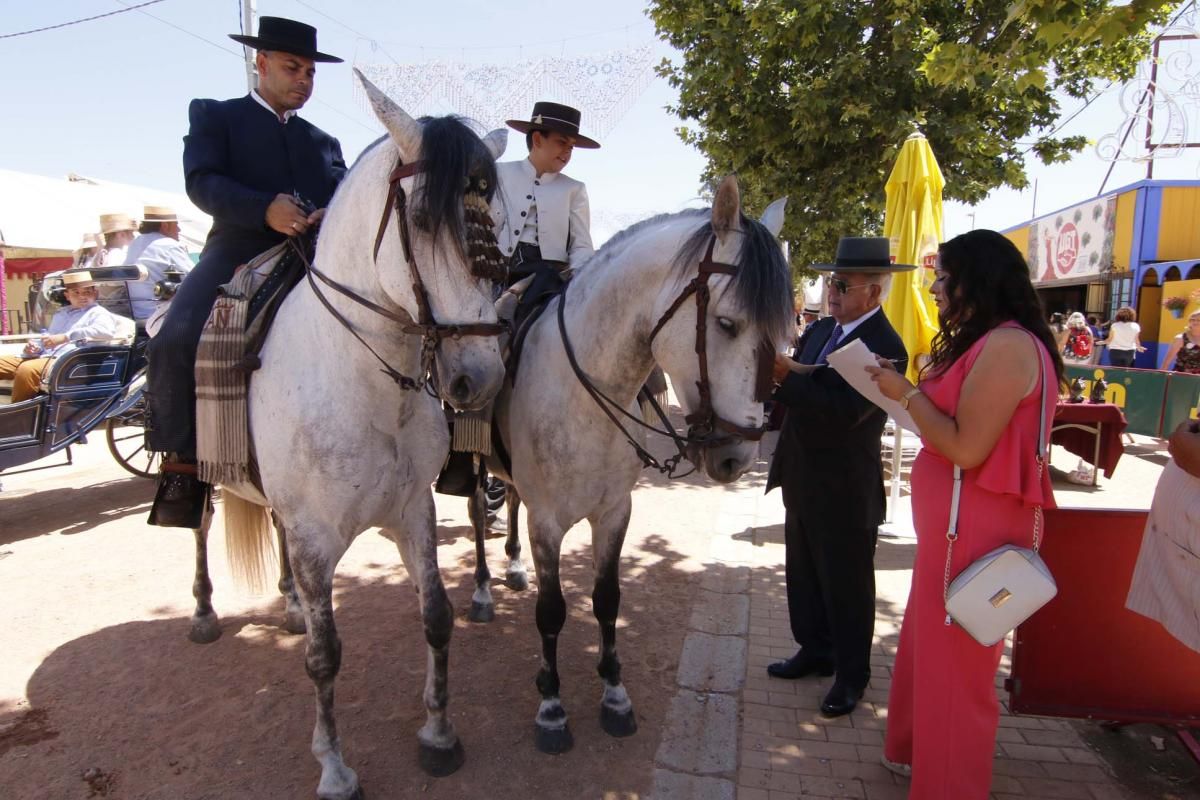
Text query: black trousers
146 237 274 455
1108 349 1136 368
783 504 878 690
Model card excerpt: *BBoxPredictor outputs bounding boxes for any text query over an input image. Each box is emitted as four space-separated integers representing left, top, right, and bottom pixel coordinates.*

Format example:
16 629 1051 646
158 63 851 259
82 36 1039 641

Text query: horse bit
294 158 507 394
557 235 773 478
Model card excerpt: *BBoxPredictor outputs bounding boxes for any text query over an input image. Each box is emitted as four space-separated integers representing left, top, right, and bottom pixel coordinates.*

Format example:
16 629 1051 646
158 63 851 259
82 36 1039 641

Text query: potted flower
1163 295 1190 318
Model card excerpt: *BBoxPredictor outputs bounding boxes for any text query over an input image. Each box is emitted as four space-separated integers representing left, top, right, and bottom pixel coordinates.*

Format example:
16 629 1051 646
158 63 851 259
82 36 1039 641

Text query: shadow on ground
0 524 698 800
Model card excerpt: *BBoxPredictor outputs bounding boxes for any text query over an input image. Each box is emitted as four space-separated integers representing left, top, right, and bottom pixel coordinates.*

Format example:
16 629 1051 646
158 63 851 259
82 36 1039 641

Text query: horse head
357 70 507 410
652 176 792 483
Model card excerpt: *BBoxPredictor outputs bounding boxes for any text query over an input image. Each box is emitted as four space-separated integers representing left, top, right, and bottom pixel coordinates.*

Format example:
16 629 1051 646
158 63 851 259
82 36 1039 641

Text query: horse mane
596 209 793 342
413 116 499 264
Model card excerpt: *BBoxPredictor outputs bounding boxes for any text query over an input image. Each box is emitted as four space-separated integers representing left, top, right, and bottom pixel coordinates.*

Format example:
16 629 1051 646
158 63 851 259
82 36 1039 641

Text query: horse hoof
283 613 307 635
467 601 495 624
319 786 364 800
188 614 221 644
600 705 638 738
417 739 465 777
534 722 574 755
505 570 529 592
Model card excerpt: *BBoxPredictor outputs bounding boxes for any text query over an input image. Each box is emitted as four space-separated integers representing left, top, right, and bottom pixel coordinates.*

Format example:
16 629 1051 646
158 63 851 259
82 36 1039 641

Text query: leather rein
291 157 507 393
556 235 769 479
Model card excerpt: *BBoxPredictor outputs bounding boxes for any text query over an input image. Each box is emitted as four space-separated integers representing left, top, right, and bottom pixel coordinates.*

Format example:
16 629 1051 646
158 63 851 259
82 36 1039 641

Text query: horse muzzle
701 440 757 484
435 338 505 411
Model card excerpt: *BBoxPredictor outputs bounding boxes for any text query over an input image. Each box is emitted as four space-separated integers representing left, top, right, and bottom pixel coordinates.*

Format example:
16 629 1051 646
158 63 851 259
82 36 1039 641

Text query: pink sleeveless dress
884 322 1056 799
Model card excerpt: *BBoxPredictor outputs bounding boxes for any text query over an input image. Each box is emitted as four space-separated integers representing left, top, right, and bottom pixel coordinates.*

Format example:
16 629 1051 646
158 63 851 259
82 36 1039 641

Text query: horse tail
222 493 275 592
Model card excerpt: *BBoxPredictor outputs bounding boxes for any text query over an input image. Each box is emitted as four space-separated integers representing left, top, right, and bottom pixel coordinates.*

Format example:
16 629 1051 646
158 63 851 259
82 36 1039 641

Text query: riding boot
148 457 211 528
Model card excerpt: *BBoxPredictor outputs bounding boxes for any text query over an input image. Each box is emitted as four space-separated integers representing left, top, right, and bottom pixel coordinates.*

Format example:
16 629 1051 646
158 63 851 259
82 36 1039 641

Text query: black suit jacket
766 310 908 530
183 95 347 264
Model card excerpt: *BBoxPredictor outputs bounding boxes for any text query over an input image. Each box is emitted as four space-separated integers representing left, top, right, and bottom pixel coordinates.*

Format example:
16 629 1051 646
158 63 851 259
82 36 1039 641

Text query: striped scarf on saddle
195 242 291 485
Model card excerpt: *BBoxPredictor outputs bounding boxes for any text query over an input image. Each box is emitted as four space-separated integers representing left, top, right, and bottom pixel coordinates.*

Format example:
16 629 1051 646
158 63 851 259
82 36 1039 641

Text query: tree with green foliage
649 0 1178 271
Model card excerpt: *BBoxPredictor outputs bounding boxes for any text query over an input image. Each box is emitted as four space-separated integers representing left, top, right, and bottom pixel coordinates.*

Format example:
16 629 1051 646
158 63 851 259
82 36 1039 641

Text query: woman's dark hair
926 229 1065 388
1115 306 1135 322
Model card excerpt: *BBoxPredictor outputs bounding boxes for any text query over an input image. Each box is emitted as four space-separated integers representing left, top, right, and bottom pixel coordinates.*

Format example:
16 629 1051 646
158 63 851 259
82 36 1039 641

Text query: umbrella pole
886 423 904 523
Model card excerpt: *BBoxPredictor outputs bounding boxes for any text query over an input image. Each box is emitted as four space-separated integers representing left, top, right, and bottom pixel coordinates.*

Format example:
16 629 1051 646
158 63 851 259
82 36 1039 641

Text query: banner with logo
1064 365 1199 437
1025 196 1118 284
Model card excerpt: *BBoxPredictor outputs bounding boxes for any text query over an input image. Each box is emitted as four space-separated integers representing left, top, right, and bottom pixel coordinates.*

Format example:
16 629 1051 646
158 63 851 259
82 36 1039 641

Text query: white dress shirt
492 158 593 267
124 232 194 321
39 302 122 357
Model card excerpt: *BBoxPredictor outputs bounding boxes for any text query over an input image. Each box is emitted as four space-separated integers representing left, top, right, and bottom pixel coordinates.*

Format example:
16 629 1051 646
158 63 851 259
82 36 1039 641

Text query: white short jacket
492 158 593 266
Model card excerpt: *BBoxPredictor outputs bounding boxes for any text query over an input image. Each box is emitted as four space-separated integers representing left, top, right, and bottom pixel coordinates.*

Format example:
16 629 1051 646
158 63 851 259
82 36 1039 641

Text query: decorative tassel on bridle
464 177 508 283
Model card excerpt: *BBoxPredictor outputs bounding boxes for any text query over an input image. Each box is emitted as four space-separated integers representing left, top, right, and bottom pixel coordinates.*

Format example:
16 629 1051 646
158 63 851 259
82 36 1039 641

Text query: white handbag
942 341 1058 646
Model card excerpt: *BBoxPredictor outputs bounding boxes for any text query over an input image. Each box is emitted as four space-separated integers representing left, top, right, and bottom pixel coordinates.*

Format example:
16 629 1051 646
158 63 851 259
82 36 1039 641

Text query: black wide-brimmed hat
811 236 917 272
506 102 600 149
229 16 343 63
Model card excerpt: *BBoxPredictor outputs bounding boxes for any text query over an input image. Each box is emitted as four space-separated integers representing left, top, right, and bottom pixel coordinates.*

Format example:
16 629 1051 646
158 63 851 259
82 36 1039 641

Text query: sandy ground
0 430 737 800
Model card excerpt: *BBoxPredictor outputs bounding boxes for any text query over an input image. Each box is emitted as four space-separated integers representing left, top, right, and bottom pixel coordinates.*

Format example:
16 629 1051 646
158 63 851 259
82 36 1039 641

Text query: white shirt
38 303 121 357
837 304 882 339
251 89 297 123
89 245 129 268
125 232 194 321
1107 321 1141 351
492 158 593 266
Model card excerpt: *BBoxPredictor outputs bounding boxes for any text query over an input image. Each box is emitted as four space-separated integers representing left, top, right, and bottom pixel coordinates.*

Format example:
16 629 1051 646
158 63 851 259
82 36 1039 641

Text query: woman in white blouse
1102 306 1145 368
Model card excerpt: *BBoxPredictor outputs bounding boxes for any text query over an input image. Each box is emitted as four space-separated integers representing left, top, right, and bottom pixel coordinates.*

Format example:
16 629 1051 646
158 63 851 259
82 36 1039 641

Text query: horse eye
716 317 738 336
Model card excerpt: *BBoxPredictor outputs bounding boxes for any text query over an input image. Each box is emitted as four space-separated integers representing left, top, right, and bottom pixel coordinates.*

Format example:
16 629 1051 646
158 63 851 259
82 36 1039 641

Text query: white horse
204 73 508 800
472 177 791 752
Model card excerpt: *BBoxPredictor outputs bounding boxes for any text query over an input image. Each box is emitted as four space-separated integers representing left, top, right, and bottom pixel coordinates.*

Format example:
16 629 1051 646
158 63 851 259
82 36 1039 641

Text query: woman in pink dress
867 230 1065 798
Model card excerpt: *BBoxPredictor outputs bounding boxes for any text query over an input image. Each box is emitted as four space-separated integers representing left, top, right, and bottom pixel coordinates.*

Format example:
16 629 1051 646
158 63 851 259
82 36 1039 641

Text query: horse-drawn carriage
0 264 181 482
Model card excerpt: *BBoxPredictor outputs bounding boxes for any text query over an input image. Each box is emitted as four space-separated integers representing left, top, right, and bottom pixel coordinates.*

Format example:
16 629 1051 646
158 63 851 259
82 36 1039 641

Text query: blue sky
2 1 1197 247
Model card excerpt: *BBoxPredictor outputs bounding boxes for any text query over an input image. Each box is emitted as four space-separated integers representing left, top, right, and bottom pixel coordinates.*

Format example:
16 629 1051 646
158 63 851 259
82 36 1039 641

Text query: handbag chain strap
942 331 1051 624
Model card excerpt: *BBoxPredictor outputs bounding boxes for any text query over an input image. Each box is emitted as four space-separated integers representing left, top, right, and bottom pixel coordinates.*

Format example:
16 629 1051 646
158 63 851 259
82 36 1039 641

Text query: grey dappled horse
471 177 791 752
205 73 507 800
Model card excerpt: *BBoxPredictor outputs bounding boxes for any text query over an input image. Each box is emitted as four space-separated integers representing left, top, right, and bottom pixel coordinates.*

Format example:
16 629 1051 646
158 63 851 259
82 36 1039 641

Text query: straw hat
62 269 98 288
74 232 102 252
99 213 137 235
142 205 178 223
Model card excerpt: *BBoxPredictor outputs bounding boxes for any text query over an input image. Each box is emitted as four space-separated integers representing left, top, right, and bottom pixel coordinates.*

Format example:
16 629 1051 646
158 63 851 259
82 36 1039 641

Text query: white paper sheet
826 338 921 434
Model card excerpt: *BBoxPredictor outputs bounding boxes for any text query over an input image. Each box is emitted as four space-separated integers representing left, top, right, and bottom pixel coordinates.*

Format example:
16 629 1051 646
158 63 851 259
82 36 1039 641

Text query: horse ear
712 175 742 243
482 128 508 160
760 197 787 238
355 68 422 161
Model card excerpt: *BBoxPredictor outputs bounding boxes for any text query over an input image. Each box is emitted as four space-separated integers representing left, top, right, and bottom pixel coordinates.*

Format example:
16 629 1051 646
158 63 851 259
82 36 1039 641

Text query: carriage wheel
105 417 160 479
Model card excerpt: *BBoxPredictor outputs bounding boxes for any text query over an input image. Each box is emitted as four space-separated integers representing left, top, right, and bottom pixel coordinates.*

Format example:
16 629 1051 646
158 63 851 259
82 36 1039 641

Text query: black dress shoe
148 472 210 529
766 650 835 680
820 682 864 717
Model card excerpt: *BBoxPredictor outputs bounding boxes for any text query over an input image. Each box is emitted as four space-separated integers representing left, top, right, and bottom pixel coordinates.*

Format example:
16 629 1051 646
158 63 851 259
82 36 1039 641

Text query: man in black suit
147 17 346 526
765 237 915 717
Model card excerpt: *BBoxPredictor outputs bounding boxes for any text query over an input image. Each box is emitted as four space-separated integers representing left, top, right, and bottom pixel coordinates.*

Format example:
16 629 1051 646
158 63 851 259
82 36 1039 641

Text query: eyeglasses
823 276 875 294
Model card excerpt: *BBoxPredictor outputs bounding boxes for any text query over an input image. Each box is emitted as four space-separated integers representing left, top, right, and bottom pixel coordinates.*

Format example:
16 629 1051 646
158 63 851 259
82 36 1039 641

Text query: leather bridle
556 234 772 478
648 236 773 445
295 157 507 393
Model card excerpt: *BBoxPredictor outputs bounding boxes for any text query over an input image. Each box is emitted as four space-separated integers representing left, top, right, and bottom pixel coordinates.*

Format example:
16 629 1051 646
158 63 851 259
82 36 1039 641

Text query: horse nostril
450 375 472 404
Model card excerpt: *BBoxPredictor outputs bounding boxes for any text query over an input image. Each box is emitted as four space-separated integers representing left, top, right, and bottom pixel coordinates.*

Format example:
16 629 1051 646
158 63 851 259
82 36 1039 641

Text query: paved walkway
653 430 1168 799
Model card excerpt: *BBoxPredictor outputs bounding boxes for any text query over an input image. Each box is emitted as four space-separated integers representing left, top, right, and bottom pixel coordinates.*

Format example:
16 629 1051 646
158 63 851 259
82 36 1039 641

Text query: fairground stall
1001 178 1200 370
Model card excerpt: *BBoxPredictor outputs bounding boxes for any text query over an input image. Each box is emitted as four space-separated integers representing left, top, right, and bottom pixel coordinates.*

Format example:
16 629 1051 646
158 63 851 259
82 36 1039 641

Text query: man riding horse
147 16 347 527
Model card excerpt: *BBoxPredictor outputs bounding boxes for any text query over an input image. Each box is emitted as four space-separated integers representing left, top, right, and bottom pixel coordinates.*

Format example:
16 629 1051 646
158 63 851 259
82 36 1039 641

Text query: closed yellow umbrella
883 132 943 382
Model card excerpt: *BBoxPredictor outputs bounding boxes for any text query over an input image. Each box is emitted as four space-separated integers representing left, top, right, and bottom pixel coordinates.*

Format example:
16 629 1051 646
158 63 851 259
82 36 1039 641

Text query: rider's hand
305 208 327 228
266 194 311 236
41 333 68 348
23 341 42 357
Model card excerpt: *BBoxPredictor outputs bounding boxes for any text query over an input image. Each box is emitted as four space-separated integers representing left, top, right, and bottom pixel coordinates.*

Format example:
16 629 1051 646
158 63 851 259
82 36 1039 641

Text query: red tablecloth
1051 402 1128 478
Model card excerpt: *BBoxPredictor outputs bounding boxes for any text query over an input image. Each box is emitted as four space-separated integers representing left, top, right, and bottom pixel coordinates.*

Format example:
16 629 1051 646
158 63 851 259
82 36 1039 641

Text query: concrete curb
652 472 767 798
